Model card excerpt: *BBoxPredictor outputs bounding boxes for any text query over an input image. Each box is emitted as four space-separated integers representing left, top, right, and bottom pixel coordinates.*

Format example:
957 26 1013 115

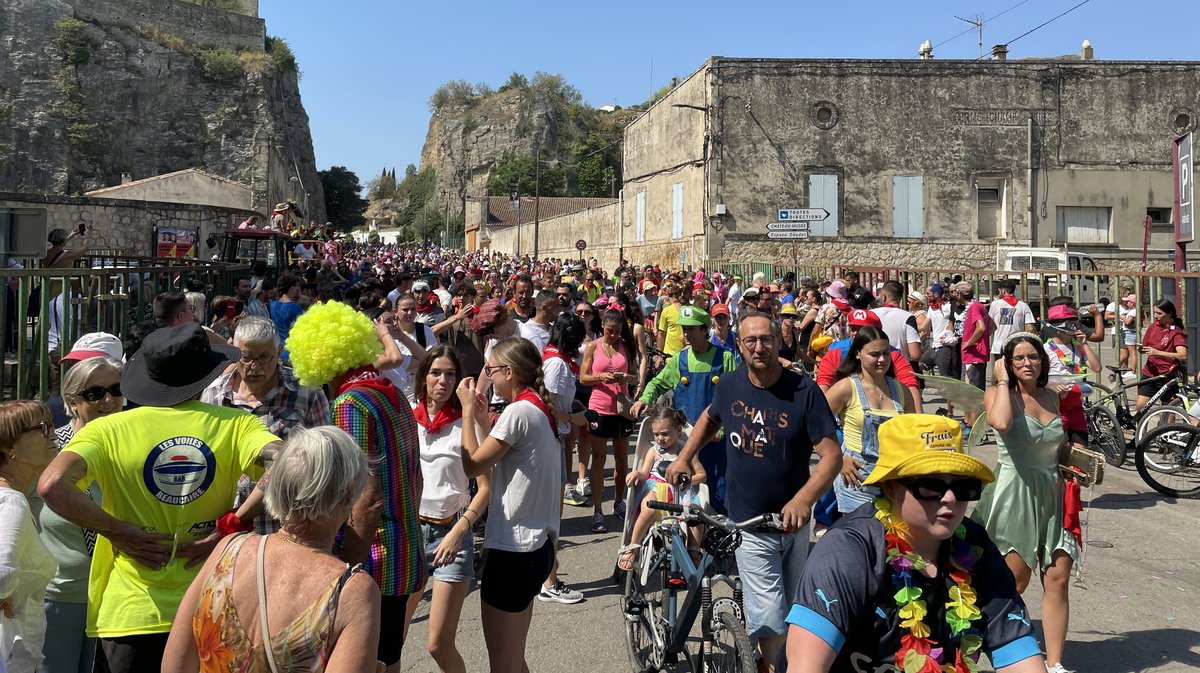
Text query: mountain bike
622 499 783 673
1134 423 1200 498
1084 369 1190 467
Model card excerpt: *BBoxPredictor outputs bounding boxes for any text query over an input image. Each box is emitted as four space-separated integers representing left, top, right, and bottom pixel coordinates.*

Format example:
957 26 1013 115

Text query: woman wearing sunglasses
784 414 1045 673
36 355 123 673
0 400 59 673
974 332 1076 673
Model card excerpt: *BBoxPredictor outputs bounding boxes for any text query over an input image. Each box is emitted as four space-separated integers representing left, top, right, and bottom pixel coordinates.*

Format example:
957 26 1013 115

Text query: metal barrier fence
2 255 250 401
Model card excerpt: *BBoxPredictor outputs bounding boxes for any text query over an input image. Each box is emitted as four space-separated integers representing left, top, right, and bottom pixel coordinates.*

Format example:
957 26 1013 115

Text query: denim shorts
421 518 474 583
733 525 811 639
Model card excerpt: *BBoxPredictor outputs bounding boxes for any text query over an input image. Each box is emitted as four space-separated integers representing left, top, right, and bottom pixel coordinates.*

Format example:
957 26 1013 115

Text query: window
807 174 839 237
1148 207 1173 232
892 176 924 238
672 183 684 239
636 192 645 242
976 179 1006 239
1055 206 1111 244
977 188 1001 203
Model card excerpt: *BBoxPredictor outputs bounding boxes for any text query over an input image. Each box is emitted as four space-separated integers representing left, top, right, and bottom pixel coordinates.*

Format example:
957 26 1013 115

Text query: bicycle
622 498 783 673
1084 368 1190 467
1134 422 1200 498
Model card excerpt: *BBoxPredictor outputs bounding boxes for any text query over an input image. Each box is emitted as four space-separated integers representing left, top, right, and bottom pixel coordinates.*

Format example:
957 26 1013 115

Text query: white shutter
636 192 646 242
892 176 924 238
807 174 839 237
1055 206 1110 244
672 183 684 239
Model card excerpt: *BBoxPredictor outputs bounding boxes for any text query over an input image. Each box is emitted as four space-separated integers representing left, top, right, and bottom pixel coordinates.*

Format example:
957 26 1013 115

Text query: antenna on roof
954 14 985 58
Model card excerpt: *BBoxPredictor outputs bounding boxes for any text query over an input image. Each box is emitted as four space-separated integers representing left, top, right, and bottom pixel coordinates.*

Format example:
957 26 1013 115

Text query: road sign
767 222 810 231
767 230 810 240
1177 132 1194 244
575 239 587 251
777 208 829 222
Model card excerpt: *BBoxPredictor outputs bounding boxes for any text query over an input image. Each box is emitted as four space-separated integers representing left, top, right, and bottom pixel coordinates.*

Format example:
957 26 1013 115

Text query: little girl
617 404 706 571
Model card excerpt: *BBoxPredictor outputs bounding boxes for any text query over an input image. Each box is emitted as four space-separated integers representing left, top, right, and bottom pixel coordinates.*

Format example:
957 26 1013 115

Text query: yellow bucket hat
862 414 995 486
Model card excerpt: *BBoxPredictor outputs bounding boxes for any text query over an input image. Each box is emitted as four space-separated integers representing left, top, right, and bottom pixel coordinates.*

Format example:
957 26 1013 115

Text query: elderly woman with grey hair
31 355 122 673
163 425 384 673
202 316 330 534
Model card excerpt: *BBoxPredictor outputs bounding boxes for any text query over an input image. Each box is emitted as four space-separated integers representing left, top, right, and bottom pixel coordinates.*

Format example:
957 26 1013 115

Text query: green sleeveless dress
972 412 1080 570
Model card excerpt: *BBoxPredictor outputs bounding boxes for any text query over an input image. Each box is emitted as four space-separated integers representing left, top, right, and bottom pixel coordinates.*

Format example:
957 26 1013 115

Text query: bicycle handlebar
645 500 785 533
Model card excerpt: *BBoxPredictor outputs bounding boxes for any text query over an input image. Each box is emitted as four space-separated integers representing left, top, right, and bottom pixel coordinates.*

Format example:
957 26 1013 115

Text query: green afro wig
286 301 382 388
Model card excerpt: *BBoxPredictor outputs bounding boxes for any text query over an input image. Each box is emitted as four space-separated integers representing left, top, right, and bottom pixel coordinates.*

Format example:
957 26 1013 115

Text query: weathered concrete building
465 196 617 260
492 50 1200 272
84 169 253 211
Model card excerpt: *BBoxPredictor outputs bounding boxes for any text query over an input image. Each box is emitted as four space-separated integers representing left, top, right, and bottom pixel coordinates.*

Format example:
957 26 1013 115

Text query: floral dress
192 534 359 673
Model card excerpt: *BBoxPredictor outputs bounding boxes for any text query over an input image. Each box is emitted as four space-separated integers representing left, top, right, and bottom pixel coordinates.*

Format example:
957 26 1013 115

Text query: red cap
848 309 882 328
711 303 730 317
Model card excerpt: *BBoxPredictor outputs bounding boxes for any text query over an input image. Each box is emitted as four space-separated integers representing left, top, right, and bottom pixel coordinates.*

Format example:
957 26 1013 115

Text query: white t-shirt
543 357 576 435
486 401 562 552
417 417 474 519
871 306 921 353
927 303 956 347
518 319 551 354
293 243 316 260
988 299 1035 354
433 288 453 312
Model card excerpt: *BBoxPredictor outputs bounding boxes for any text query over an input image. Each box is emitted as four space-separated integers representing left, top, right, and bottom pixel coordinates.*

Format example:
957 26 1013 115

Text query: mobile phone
225 299 237 320
77 223 87 236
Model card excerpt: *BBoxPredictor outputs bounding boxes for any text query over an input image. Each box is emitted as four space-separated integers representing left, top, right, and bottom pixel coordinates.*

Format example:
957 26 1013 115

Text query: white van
1002 248 1110 313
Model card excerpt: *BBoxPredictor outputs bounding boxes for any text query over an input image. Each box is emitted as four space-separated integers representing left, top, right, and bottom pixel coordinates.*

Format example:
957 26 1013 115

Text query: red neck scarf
1001 295 1019 306
543 344 580 376
929 300 942 309
413 400 463 434
514 387 557 436
334 366 404 410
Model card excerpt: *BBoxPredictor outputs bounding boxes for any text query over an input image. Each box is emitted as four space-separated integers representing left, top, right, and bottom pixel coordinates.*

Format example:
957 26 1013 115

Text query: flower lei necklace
874 497 984 673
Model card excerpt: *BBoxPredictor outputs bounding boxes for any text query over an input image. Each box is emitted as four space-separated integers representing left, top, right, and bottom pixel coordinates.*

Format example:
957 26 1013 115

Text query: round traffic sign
575 239 587 251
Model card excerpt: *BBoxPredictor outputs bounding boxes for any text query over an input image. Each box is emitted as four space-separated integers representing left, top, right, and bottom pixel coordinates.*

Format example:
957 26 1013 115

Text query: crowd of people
2 229 1190 673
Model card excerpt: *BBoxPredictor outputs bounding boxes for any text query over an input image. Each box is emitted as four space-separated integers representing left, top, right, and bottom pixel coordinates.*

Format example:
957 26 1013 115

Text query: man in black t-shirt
781 414 1044 673
668 312 841 672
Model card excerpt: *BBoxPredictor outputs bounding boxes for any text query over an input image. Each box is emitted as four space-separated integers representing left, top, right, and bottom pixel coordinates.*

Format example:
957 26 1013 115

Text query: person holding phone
579 305 637 533
1136 299 1188 412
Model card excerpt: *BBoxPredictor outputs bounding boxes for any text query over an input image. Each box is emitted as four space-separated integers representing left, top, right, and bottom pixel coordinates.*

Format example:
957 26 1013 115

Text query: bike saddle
1106 366 1132 373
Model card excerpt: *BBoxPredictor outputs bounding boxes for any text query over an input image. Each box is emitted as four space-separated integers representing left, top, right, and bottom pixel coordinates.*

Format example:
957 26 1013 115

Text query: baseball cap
711 303 730 317
677 306 711 328
1046 304 1081 332
930 283 944 295
1122 294 1137 303
848 309 882 328
642 281 657 291
742 287 761 299
60 332 124 364
863 414 995 486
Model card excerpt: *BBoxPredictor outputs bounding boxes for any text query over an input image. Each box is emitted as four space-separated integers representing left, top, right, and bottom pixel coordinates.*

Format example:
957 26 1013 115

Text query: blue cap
930 283 944 294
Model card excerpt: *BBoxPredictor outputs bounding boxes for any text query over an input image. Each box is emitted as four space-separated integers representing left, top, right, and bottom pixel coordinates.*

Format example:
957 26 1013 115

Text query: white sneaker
538 581 584 604
1046 663 1073 673
578 477 592 497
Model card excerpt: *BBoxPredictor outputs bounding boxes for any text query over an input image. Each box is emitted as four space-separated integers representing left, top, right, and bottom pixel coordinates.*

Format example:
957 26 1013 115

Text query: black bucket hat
122 323 240 407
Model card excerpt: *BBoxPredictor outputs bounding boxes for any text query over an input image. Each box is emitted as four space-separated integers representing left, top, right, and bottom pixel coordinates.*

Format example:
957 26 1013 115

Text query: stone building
465 196 616 258
84 169 253 211
489 48 1200 272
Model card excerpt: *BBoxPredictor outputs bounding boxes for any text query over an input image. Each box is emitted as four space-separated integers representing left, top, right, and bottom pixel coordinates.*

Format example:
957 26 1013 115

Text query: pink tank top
589 339 630 415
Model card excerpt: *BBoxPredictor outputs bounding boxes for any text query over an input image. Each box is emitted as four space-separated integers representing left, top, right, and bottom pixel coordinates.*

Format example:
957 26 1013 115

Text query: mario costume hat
862 414 995 486
676 306 711 328
848 308 882 328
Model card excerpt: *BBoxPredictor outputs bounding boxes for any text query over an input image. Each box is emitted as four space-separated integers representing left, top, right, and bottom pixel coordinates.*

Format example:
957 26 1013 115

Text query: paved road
402 375 1200 672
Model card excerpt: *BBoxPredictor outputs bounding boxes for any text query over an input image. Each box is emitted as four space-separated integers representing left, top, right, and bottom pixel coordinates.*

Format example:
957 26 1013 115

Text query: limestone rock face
0 0 323 221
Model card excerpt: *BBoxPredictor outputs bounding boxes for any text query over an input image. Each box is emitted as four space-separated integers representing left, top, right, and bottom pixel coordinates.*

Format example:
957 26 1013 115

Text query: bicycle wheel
1135 404 1192 444
703 608 756 673
1135 424 1200 498
1086 404 1126 467
624 553 667 672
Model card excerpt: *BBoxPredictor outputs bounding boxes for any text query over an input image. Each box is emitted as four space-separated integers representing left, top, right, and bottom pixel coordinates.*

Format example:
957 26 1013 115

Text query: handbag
1059 443 1104 487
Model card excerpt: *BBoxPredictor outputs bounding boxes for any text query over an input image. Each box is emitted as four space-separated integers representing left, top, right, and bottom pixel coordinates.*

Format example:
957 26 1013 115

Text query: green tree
498 71 528 93
319 166 368 231
367 167 397 200
486 154 564 198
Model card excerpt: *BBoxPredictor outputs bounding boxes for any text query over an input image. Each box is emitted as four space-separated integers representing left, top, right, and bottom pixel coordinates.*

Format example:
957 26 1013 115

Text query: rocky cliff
0 0 324 220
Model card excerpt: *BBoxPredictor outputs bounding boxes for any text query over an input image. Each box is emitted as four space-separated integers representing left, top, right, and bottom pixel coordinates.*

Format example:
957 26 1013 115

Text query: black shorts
377 593 412 665
963 363 986 390
1138 377 1169 399
591 413 634 439
1066 429 1088 447
480 540 555 613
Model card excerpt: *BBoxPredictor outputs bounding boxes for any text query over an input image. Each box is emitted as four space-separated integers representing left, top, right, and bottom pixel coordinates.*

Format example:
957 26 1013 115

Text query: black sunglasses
23 421 53 438
898 477 984 502
78 383 122 402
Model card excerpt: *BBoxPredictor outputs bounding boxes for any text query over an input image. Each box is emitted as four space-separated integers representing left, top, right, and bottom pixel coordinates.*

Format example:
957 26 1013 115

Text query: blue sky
260 0 1198 184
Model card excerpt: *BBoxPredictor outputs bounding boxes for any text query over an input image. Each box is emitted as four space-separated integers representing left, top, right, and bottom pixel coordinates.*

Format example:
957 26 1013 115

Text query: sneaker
613 500 627 520
1122 371 1137 382
578 477 592 497
591 512 607 533
563 484 587 507
538 581 585 604
1045 664 1073 673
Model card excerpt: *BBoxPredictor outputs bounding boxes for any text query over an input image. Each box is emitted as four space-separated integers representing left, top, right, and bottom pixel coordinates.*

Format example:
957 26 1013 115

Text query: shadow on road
1089 492 1174 510
1063 627 1200 672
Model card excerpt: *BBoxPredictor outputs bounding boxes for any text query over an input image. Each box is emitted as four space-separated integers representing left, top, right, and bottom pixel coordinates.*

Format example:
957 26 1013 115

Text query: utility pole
533 142 541 261
955 14 984 58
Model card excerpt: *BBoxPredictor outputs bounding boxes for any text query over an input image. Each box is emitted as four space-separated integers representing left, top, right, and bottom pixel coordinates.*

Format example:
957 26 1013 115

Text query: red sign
575 239 587 251
155 227 198 258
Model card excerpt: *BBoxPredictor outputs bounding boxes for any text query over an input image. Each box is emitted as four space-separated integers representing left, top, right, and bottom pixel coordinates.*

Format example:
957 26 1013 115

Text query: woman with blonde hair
0 400 59 673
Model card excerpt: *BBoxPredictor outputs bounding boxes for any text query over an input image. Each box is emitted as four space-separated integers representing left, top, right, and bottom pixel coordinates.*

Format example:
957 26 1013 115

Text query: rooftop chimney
1081 39 1094 60
120 172 132 184
992 44 1008 61
918 40 933 60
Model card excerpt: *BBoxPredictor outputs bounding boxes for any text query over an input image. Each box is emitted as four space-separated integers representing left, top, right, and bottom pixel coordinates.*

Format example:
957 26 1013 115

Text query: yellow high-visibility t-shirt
658 303 685 355
64 401 279 637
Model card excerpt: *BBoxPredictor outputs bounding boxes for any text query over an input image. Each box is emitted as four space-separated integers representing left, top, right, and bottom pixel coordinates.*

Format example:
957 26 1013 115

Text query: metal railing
2 255 249 401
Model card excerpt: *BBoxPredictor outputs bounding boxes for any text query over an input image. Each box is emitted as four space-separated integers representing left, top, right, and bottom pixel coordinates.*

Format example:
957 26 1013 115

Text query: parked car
1003 248 1111 320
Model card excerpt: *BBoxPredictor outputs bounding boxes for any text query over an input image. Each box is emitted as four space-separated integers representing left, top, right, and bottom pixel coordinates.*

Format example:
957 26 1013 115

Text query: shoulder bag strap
256 535 281 673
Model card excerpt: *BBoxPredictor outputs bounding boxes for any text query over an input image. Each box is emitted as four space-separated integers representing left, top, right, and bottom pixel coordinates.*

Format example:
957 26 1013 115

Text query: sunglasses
78 383 123 402
23 421 53 438
898 477 984 502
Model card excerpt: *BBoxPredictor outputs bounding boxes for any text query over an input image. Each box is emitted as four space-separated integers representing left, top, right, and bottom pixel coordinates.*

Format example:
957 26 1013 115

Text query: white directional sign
767 222 810 231
767 230 810 240
778 208 829 222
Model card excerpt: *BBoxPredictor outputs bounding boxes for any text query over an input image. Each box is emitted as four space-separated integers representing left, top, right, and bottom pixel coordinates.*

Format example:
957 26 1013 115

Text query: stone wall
85 170 253 210
73 0 266 51
486 203 622 268
0 192 259 259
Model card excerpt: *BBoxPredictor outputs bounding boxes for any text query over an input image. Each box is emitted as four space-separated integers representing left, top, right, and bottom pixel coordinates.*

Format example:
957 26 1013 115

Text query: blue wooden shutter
892 176 924 238
808 174 839 237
